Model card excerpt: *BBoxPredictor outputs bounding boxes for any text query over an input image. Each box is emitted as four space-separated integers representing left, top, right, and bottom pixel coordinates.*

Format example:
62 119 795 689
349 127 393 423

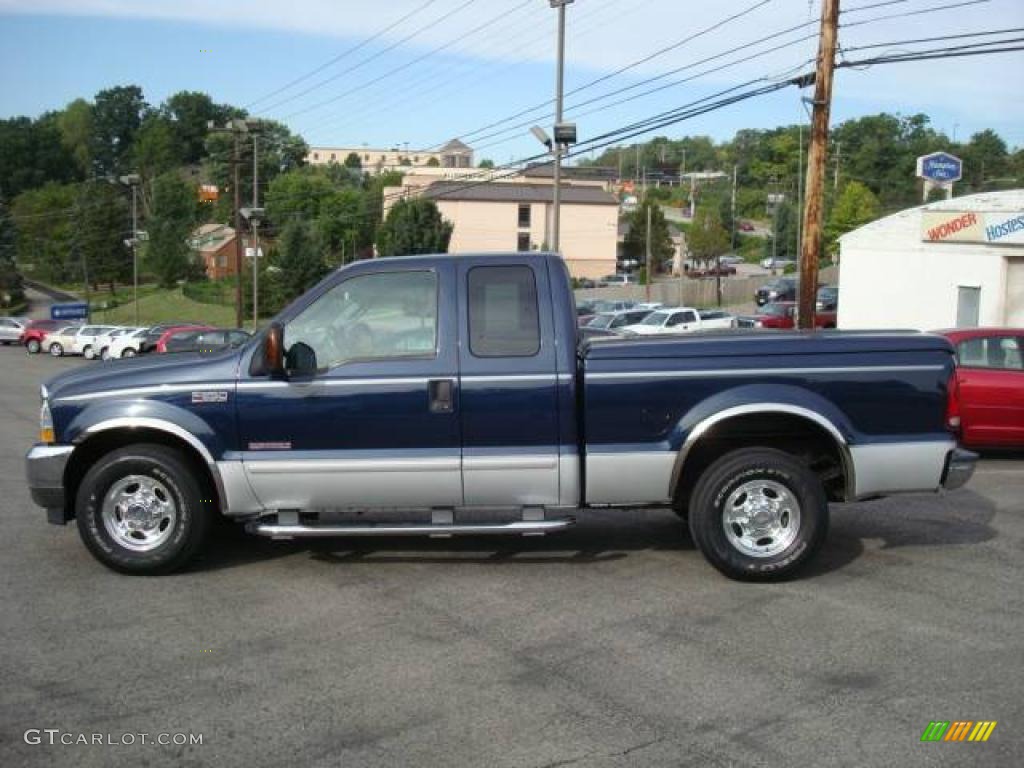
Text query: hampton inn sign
922 210 1024 245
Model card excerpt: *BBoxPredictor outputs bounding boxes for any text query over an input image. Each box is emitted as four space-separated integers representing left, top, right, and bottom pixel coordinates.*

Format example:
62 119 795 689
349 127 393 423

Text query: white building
838 190 1024 330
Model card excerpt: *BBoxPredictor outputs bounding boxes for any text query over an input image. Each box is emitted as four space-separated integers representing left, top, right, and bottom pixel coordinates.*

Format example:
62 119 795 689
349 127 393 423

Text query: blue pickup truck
26 252 976 579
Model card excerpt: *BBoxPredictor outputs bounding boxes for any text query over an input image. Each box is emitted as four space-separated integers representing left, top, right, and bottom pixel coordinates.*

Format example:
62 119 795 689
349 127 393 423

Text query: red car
19 319 65 354
153 325 213 354
738 301 837 329
939 328 1024 448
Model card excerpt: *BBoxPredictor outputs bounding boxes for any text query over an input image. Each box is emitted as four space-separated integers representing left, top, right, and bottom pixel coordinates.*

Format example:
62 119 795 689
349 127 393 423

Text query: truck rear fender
668 384 856 504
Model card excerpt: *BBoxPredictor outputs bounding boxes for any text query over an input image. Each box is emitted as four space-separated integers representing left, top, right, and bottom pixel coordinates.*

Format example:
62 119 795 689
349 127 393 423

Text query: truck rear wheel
688 448 828 581
75 444 213 575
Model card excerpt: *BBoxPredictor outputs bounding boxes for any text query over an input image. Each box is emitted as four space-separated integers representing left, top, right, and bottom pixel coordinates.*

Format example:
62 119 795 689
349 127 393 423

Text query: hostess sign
917 152 963 183
922 210 1024 245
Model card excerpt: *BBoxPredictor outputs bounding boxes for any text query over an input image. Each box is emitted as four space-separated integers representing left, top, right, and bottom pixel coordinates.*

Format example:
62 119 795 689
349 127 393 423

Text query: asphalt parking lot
0 346 1022 768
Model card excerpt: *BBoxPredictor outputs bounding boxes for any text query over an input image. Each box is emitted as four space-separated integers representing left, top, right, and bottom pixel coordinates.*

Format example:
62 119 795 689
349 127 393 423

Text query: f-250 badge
191 391 229 404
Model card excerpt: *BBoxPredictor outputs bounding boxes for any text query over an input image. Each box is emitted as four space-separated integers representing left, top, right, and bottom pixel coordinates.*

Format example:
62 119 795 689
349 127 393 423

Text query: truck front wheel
688 448 828 581
75 444 213 575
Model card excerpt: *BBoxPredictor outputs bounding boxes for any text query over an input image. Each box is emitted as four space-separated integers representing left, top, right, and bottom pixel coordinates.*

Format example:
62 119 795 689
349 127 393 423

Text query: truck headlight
40 398 54 444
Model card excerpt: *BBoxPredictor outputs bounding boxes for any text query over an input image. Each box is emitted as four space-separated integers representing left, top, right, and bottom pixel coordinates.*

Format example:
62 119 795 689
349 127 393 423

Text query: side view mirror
262 322 285 377
285 342 317 377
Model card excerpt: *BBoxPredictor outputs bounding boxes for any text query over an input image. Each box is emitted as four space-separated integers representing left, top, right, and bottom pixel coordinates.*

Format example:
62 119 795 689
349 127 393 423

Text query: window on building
217 255 226 268
313 152 319 161
517 204 531 228
414 156 419 163
467 266 540 357
517 232 531 252
364 154 369 161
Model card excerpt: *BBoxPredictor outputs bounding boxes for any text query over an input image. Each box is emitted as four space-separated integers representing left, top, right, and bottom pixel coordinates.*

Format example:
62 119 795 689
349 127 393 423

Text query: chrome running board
246 517 576 541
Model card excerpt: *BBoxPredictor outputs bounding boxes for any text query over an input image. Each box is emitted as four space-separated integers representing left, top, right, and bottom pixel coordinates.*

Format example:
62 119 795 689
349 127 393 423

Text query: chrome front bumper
25 444 74 524
942 448 978 492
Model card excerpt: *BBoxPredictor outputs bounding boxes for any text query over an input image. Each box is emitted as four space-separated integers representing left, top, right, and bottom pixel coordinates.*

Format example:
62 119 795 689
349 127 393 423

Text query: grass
91 287 240 328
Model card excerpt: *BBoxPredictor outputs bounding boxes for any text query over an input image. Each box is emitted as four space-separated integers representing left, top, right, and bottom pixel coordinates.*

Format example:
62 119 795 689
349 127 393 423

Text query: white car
697 309 737 330
600 274 637 287
760 257 796 270
45 325 84 356
71 325 120 359
96 327 142 360
107 327 150 359
622 307 702 335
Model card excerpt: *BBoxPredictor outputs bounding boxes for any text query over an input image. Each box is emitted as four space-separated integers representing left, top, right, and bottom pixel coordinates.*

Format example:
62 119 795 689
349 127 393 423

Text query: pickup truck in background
26 252 976 580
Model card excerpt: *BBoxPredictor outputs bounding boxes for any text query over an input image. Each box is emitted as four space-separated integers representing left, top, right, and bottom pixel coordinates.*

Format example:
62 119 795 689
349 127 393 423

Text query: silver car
0 317 28 345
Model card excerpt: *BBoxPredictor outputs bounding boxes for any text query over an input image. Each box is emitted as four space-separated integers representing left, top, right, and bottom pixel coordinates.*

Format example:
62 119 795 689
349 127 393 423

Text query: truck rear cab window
467 266 540 357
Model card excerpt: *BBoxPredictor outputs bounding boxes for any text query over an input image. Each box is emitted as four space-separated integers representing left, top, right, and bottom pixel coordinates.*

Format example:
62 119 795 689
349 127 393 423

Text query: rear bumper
942 448 978 491
25 444 74 524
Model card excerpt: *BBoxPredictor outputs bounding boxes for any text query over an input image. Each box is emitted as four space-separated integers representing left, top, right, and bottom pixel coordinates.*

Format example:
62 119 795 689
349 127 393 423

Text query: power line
277 0 533 121
243 0 442 110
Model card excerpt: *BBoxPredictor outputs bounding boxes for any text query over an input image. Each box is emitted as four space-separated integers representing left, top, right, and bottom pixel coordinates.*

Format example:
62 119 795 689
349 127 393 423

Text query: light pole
550 0 573 252
119 174 141 325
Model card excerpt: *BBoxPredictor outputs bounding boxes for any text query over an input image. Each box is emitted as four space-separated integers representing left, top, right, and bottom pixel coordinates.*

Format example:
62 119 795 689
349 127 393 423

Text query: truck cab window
468 265 540 357
285 270 437 369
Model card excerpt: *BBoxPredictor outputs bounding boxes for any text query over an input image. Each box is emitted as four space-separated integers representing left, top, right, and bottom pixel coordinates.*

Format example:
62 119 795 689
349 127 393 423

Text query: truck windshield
587 314 614 329
641 311 669 326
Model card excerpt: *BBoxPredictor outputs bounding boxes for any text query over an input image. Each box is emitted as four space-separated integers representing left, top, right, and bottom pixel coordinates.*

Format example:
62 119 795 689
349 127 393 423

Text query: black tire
49 342 63 357
83 344 94 360
26 339 40 354
75 444 213 575
688 448 828 582
121 348 136 358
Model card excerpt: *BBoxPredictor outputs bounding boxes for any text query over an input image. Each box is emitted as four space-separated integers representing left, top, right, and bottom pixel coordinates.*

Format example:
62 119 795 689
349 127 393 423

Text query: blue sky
1 0 1022 162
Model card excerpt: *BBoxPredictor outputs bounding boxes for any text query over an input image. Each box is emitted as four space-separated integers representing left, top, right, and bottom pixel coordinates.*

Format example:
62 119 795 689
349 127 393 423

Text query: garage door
1005 258 1024 326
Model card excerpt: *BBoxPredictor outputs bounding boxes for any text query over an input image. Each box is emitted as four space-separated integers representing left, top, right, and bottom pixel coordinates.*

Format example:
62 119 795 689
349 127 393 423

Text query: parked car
137 322 195 354
0 317 28 345
755 278 798 306
70 325 120 359
940 328 1024 449
816 285 839 312
163 328 250 354
738 221 755 232
154 325 215 354
107 327 150 359
622 307 702 335
737 301 837 329
45 325 86 357
688 264 737 279
760 257 797 270
599 274 637 287
95 327 142 361
697 310 737 330
20 319 65 354
718 255 745 266
27 251 975 579
585 309 653 332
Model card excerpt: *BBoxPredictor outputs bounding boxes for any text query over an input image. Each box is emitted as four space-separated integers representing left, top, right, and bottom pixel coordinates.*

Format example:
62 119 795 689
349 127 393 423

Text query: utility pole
232 133 243 328
797 123 804 264
119 174 141 326
645 202 652 303
723 164 737 308
550 0 572 253
797 0 839 330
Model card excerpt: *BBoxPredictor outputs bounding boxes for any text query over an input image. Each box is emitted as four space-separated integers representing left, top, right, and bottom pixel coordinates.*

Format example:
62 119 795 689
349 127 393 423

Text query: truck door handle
428 379 454 413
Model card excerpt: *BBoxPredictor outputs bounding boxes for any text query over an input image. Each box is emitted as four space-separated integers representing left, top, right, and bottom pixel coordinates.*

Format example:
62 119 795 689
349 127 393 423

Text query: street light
119 174 141 325
548 0 574 253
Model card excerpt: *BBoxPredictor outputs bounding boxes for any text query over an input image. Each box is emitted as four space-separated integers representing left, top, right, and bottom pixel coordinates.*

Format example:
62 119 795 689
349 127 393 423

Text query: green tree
0 115 79 197
56 99 94 176
91 85 147 176
376 198 453 257
269 219 326 306
146 172 197 287
477 158 495 169
0 194 22 308
73 181 130 292
426 156 440 167
688 206 730 267
962 129 1009 190
11 182 77 282
621 200 673 275
825 181 880 253
317 188 372 266
264 167 338 224
344 152 362 170
764 201 800 262
133 116 181 212
163 90 239 165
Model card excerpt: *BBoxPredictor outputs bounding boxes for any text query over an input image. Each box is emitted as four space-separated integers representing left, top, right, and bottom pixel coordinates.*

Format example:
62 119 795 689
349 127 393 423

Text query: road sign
916 152 963 183
50 302 88 320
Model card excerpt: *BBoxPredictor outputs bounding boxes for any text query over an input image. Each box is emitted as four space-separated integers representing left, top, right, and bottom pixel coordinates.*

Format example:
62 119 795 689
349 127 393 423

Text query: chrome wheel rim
722 479 801 558
49 344 61 356
101 475 178 552
122 348 135 358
